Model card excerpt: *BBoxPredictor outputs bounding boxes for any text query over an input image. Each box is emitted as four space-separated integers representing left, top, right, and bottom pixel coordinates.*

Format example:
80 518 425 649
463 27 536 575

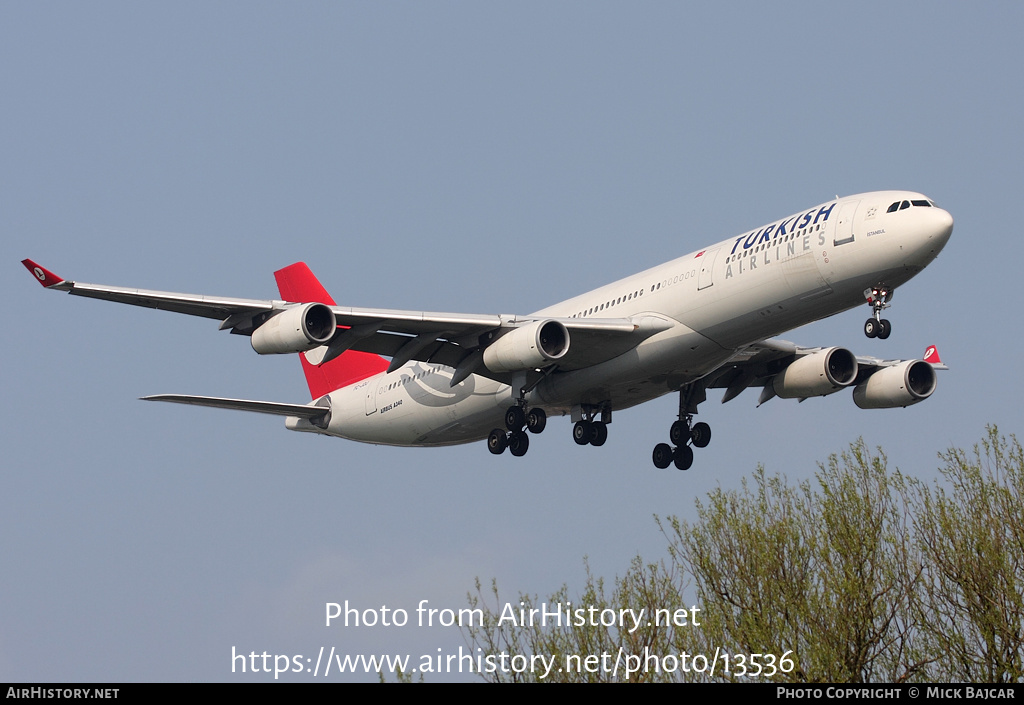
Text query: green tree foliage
462 427 1024 683
908 427 1024 682
464 557 691 682
663 443 921 682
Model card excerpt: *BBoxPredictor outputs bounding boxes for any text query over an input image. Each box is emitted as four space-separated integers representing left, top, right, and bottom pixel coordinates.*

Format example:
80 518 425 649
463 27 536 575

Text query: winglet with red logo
923 345 942 365
21 259 69 289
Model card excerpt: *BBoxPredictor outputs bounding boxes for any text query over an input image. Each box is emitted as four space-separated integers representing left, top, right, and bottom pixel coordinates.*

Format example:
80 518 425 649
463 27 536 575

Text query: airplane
22 190 953 470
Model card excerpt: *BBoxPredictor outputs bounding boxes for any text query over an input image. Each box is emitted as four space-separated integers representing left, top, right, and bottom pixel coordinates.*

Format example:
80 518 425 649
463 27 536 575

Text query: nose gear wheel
864 286 893 339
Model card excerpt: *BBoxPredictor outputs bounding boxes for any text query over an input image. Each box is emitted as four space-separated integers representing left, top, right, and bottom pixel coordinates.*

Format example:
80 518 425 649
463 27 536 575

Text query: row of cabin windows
382 364 443 393
570 258 710 318
572 288 645 318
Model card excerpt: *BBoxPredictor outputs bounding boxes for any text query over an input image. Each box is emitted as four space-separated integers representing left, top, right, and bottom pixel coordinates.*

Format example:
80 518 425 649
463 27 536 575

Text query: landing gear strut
864 286 893 339
486 370 550 457
653 384 712 471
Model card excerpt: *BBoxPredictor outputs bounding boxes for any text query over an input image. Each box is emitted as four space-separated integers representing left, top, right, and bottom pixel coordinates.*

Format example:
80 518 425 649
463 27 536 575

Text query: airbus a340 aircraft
23 190 952 470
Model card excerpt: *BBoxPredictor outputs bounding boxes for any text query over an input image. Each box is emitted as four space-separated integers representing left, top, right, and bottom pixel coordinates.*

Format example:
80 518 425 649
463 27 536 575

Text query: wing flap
329 306 501 334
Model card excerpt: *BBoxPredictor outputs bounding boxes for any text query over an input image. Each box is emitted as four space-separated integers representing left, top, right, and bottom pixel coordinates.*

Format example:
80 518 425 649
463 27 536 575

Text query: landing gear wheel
673 444 694 471
652 443 673 469
573 420 592 446
690 422 712 448
877 319 892 339
505 406 525 431
508 431 530 457
864 286 895 339
526 408 547 434
590 422 608 447
670 419 689 445
487 429 508 455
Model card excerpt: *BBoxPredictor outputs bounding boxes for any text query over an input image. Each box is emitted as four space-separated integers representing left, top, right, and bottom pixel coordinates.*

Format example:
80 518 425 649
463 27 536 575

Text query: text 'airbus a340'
23 190 952 470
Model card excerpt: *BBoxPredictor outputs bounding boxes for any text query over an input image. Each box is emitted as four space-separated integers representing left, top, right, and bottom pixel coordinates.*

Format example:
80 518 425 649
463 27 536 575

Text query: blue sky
2 2 1021 681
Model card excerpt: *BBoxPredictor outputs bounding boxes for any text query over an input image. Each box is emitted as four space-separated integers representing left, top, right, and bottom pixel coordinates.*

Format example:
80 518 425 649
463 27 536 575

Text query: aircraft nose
904 205 953 267
930 206 954 247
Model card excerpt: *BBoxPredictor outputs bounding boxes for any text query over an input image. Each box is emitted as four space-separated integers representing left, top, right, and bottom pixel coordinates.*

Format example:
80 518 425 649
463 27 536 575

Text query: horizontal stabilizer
141 394 329 418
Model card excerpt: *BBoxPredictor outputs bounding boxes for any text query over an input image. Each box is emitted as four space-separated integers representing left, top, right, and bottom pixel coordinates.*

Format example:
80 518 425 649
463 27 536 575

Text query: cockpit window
889 198 938 212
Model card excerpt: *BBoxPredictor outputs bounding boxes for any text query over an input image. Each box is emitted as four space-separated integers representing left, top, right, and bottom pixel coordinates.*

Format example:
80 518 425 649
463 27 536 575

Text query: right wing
701 339 946 408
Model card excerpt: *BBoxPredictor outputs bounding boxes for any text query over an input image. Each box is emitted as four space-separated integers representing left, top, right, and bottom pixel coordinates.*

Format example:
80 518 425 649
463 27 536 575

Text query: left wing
22 259 670 385
703 339 946 409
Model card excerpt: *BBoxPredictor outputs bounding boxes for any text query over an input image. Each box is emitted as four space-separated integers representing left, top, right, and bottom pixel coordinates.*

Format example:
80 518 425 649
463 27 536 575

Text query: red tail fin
923 345 941 365
274 262 388 400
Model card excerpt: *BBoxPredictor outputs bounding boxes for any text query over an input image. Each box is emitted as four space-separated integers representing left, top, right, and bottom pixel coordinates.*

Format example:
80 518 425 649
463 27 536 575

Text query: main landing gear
487 403 547 457
864 286 893 339
572 404 610 448
489 401 612 456
653 385 712 471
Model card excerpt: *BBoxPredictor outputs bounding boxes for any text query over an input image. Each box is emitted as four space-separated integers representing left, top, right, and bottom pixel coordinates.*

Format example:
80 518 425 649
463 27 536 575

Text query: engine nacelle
853 360 937 409
772 347 859 399
250 303 336 355
482 320 570 373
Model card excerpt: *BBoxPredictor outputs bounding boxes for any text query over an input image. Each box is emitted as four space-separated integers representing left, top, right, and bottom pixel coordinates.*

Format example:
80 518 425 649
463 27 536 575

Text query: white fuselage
288 191 953 446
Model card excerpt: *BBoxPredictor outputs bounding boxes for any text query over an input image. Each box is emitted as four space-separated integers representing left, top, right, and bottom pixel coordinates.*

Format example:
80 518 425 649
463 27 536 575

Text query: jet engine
250 303 336 355
853 360 936 409
772 347 859 399
482 320 570 373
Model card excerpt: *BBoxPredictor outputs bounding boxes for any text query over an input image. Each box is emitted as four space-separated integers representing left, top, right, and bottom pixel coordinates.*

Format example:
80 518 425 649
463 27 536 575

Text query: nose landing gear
864 286 893 339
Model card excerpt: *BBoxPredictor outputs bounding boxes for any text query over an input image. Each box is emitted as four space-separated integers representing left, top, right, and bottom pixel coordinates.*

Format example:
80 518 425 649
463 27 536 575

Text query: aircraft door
365 382 379 415
697 248 721 290
833 200 859 246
